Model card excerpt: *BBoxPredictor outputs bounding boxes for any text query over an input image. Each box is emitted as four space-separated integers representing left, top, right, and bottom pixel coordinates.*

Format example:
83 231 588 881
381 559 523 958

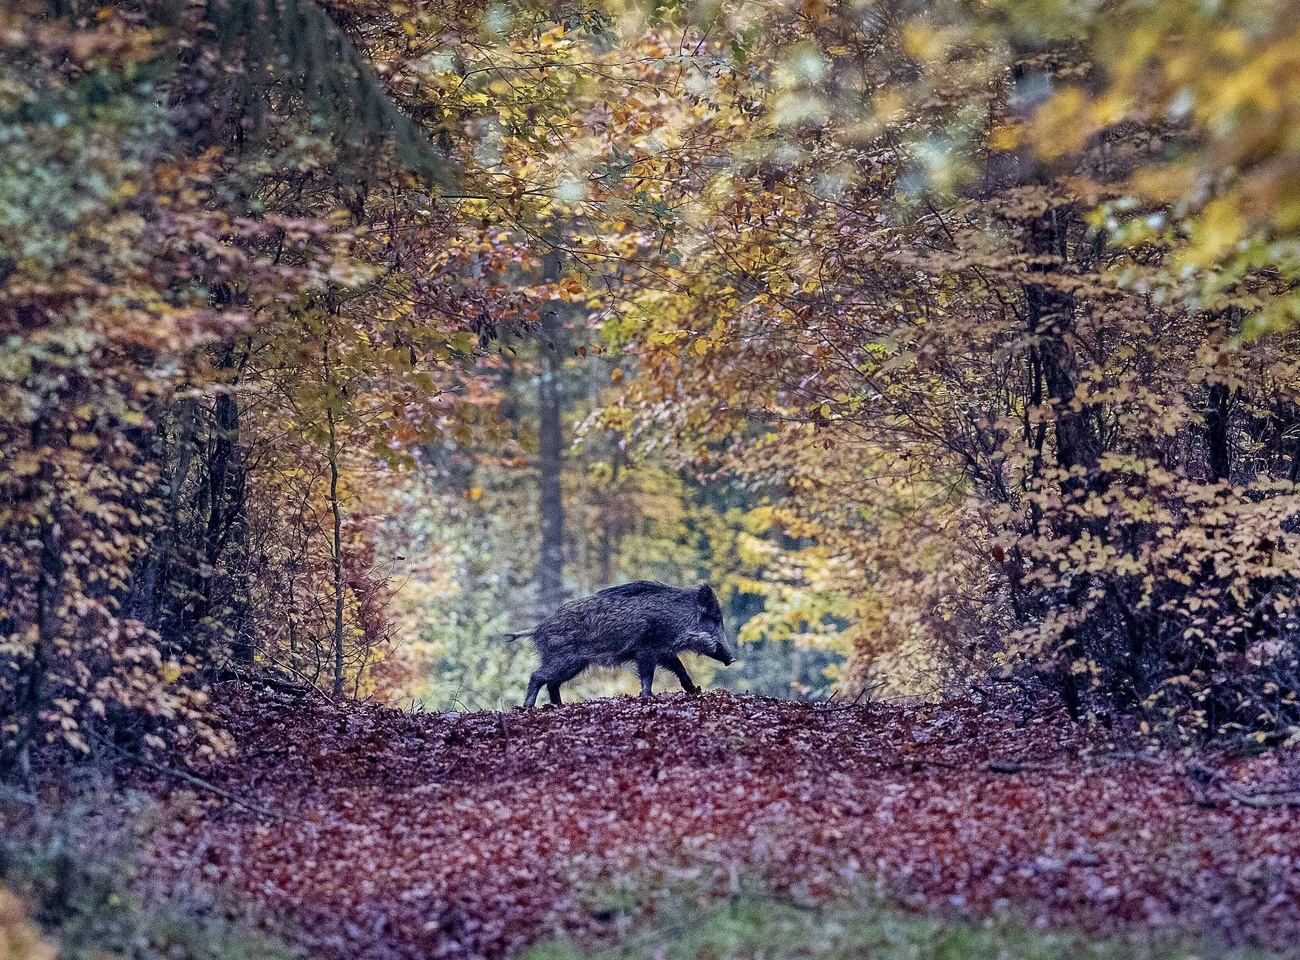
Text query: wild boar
507 581 736 707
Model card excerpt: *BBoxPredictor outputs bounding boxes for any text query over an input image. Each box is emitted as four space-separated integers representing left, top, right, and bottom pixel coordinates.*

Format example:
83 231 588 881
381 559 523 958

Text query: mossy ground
527 892 1268 960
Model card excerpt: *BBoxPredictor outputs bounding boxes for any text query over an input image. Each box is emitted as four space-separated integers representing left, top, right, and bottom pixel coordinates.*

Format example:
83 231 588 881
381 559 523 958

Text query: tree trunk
324 340 346 698
1206 382 1231 483
598 444 621 588
15 516 63 781
538 242 566 612
1024 205 1099 477
133 398 198 627
192 374 249 665
1022 204 1105 713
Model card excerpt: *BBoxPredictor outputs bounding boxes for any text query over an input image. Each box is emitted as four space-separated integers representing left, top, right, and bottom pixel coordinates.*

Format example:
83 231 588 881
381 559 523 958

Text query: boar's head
689 584 735 665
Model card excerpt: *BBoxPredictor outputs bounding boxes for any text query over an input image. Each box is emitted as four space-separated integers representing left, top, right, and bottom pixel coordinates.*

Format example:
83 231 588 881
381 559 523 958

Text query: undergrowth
0 792 292 960
526 873 1275 960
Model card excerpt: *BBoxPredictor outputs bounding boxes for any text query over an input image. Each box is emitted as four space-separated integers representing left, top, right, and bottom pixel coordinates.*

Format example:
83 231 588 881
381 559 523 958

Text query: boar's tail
503 629 534 642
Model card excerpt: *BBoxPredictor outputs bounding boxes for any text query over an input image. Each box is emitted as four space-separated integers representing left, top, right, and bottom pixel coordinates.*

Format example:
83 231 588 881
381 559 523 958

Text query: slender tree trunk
287 565 299 656
323 341 346 698
134 398 198 627
16 516 63 781
210 387 251 662
1206 382 1231 483
575 441 590 596
1022 204 1102 717
192 375 249 666
598 489 615 589
598 441 623 587
538 243 566 612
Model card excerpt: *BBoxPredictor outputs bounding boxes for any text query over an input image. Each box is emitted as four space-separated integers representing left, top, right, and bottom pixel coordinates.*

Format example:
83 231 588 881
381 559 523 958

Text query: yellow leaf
1186 195 1244 267
801 0 828 22
1031 87 1091 160
988 124 1020 152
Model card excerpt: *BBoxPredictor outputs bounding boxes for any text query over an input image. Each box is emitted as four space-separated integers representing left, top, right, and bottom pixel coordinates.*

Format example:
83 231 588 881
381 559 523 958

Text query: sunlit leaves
592 0 1300 735
1010 0 1300 336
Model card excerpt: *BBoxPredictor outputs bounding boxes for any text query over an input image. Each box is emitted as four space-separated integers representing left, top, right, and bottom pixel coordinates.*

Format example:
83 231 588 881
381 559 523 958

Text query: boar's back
595 580 676 601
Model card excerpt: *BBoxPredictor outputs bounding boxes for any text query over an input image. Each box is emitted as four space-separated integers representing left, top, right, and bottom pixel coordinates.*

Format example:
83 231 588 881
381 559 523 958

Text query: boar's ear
696 584 722 618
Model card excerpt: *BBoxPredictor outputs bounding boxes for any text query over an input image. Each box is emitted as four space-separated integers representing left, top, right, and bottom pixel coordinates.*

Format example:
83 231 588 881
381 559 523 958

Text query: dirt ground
137 690 1300 959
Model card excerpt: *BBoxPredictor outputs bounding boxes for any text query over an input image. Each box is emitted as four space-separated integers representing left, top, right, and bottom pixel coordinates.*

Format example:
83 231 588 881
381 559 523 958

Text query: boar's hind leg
524 672 546 708
635 652 658 697
660 655 699 694
546 663 584 704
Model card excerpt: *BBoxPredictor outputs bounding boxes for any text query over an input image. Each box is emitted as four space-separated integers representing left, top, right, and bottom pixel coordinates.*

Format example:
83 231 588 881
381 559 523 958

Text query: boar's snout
683 630 735 666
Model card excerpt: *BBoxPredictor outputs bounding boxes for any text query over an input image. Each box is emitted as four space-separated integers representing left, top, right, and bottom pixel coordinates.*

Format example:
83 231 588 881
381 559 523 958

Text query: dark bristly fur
508 581 736 707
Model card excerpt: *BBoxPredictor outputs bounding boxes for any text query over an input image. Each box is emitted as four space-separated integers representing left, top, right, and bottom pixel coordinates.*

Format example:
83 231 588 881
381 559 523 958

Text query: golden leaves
1011 2 1300 333
1027 87 1092 160
0 888 57 960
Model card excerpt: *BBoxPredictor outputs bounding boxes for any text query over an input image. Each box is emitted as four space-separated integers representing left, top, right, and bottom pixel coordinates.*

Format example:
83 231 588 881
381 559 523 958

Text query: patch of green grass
1 794 292 960
525 889 1270 960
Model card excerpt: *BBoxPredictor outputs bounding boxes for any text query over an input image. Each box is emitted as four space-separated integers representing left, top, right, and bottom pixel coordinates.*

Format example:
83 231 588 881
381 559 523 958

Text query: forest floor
132 689 1300 960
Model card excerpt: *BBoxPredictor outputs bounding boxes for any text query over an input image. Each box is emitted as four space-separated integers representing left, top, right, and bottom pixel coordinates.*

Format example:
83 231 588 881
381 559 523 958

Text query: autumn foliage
0 0 511 768
5 0 1300 785
8 4 1300 960
602 0 1300 738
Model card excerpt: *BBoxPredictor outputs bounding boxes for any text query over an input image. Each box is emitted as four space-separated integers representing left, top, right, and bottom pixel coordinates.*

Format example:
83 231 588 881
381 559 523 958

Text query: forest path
140 691 1300 960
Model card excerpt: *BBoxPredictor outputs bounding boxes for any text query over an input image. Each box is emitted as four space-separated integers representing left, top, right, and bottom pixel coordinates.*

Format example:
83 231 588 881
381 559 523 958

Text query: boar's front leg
635 652 657 697
546 680 563 705
660 654 699 694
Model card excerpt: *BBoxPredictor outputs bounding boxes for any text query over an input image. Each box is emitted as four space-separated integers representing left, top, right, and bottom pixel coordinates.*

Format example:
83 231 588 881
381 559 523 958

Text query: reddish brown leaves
140 692 1300 959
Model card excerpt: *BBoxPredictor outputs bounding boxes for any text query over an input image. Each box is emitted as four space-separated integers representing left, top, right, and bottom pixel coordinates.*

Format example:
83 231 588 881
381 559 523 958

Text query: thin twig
1100 750 1167 768
1222 785 1300 809
817 682 884 712
1180 760 1300 808
0 784 40 807
988 759 1067 774
90 732 283 822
